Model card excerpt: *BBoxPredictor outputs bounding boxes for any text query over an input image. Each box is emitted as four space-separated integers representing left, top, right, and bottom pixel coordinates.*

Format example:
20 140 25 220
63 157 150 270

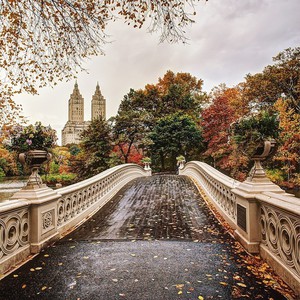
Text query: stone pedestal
11 185 61 253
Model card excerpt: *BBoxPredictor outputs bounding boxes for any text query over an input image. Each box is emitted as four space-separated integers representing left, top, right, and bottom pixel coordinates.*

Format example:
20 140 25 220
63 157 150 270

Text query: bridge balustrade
180 161 300 295
0 164 150 275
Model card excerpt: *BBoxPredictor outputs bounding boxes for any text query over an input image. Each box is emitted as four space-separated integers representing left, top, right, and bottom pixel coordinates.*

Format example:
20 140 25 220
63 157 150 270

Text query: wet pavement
0 175 292 299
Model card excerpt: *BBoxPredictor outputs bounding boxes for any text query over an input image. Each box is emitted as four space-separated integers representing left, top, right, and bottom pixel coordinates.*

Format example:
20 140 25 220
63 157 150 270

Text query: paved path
0 175 289 299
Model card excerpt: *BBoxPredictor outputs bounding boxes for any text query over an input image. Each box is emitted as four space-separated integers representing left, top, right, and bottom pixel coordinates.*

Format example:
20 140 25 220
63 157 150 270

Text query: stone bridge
0 162 299 299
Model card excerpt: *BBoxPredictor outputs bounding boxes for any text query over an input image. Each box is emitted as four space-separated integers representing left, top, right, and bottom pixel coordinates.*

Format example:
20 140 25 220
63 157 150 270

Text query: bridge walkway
0 175 288 299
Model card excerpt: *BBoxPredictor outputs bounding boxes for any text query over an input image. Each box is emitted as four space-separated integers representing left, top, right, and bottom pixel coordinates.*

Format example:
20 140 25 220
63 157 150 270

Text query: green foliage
176 155 185 161
76 117 113 178
108 152 123 168
69 144 81 156
49 161 60 174
149 112 203 171
141 157 151 163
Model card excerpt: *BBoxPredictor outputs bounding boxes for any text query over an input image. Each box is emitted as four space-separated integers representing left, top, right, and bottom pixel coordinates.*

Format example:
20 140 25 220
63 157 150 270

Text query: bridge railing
180 161 300 296
0 163 150 275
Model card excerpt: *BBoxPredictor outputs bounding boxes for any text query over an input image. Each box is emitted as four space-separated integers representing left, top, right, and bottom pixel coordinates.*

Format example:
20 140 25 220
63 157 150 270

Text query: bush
41 173 76 186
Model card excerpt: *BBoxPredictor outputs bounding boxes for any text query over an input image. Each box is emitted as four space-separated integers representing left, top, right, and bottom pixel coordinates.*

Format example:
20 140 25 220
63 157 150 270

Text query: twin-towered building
61 82 106 146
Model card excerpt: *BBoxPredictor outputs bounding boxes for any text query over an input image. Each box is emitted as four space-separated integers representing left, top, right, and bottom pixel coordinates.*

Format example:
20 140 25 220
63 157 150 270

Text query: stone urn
19 150 52 188
247 139 276 182
176 156 186 170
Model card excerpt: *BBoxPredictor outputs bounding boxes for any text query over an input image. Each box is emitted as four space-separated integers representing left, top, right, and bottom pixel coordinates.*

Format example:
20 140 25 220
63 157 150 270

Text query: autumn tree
112 71 206 165
201 95 237 169
112 90 151 163
210 84 250 118
274 98 300 186
0 0 203 127
0 146 19 177
242 47 300 112
120 71 206 123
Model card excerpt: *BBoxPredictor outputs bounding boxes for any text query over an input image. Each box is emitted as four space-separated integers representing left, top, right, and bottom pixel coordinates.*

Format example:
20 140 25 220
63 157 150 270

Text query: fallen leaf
35 267 42 270
41 286 47 291
176 284 184 290
178 291 183 295
22 284 26 289
198 296 204 300
13 274 18 278
220 282 228 286
30 268 35 272
112 279 118 282
237 283 247 287
44 254 49 257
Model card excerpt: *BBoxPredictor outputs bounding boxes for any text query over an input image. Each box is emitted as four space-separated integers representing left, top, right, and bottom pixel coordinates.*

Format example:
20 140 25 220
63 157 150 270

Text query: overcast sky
14 0 300 145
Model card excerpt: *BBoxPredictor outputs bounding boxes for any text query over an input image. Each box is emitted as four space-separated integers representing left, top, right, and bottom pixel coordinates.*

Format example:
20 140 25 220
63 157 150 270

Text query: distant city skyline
14 0 300 145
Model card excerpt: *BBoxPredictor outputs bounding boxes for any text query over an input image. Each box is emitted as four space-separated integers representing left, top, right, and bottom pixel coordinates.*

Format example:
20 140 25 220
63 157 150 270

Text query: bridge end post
232 165 285 253
10 185 61 254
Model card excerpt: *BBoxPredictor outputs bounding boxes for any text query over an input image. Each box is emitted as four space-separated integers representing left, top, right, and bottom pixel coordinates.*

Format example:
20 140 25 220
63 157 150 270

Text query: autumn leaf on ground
22 284 26 289
219 282 228 286
237 283 247 287
41 286 47 291
198 296 204 300
175 284 184 290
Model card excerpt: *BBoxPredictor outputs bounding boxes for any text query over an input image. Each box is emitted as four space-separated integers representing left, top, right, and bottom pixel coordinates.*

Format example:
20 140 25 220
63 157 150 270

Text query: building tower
61 82 87 146
69 81 84 122
61 82 107 146
91 82 106 120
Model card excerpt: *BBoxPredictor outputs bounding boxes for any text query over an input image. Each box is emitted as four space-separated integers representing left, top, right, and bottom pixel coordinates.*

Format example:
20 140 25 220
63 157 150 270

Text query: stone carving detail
0 208 29 261
57 167 144 227
261 204 300 277
42 210 54 232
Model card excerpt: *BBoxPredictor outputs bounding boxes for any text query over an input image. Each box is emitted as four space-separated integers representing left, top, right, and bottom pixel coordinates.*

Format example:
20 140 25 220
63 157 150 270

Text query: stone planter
247 140 276 182
19 150 52 188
